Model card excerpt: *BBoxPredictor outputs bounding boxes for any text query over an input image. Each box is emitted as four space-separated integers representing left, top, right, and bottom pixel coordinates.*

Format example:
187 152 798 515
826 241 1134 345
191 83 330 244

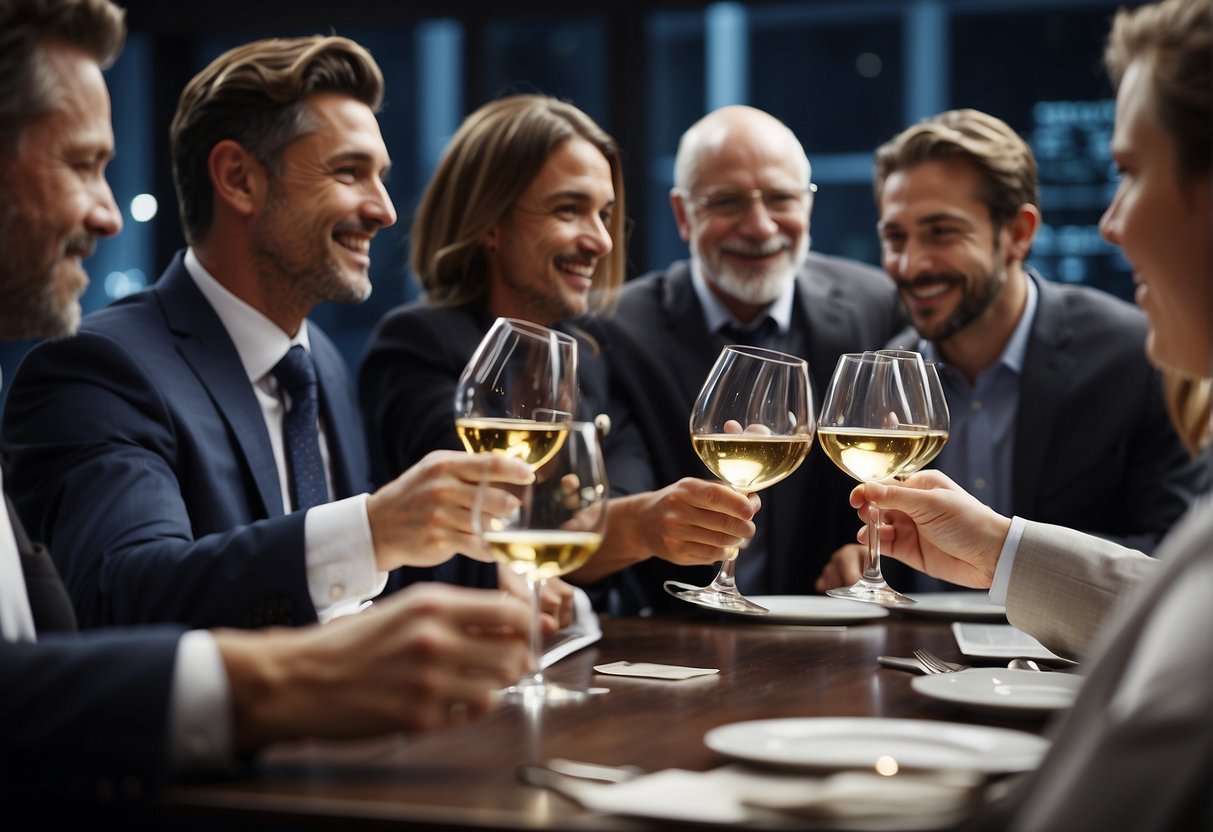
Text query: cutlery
913 649 971 674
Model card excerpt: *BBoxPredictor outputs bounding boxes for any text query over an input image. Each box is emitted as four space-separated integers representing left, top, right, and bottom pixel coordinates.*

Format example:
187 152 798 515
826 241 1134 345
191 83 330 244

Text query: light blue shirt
915 275 1039 518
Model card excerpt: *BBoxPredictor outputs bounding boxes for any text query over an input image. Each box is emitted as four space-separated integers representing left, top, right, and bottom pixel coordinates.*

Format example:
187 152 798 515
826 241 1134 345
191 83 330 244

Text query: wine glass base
496 681 590 707
663 580 770 615
827 582 918 608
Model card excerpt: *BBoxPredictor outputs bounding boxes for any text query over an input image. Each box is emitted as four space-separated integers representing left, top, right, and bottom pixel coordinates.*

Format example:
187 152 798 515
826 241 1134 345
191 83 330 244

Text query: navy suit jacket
1 478 184 809
882 274 1205 592
1 251 373 629
584 253 905 612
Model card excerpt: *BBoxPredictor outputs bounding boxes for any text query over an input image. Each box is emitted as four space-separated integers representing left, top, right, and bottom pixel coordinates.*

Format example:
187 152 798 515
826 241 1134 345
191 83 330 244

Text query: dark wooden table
160 609 1049 831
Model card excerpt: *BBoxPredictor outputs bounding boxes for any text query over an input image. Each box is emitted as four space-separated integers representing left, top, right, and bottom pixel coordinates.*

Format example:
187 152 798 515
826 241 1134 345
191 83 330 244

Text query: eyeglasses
679 185 816 219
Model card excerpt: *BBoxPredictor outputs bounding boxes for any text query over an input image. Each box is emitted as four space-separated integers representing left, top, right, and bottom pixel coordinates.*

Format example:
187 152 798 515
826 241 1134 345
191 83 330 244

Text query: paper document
952 622 1065 661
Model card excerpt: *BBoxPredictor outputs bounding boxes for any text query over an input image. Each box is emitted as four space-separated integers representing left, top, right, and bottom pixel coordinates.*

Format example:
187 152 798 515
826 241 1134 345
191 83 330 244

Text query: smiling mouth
555 256 596 280
335 233 371 255
898 277 959 301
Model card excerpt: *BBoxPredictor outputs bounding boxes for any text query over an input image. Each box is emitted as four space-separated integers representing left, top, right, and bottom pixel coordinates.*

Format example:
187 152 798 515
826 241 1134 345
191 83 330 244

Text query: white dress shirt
0 458 37 643
183 249 384 621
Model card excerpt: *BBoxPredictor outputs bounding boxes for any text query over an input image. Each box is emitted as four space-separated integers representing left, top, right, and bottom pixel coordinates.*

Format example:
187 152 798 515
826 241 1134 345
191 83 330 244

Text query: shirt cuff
304 493 386 622
169 630 231 774
988 515 1026 606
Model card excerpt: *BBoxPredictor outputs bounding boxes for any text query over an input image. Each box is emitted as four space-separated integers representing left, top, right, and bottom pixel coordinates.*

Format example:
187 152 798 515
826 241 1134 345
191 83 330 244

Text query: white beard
699 231 809 306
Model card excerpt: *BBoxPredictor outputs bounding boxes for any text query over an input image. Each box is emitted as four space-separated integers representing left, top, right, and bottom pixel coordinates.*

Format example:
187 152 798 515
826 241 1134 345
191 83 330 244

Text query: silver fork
913 649 970 674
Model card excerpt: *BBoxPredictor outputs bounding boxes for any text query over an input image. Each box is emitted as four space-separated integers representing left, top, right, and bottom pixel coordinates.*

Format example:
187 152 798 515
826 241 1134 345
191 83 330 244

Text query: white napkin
544 763 984 828
539 587 602 669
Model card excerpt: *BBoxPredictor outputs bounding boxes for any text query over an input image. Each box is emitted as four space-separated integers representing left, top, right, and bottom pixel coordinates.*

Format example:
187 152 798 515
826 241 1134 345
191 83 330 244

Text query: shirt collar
183 247 311 384
916 270 1039 376
689 258 795 335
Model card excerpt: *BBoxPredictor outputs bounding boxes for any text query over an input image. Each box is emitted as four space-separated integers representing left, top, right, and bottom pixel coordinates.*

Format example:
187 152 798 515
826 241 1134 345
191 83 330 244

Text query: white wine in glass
665 345 815 615
454 317 577 469
875 350 950 477
475 422 607 705
818 351 932 607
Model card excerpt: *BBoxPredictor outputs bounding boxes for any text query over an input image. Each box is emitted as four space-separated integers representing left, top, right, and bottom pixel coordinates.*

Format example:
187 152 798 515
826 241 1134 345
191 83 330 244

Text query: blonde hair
410 94 626 310
873 109 1038 230
170 35 384 244
1163 372 1212 453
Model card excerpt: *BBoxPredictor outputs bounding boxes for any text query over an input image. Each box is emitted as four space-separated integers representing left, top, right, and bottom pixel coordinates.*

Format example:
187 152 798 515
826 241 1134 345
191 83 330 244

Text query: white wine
691 434 813 492
906 430 949 474
483 529 603 582
817 427 931 482
455 417 569 470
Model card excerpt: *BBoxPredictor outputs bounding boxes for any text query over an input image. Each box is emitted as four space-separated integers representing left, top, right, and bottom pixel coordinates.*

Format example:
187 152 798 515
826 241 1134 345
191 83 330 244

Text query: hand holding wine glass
664 345 815 615
817 351 933 607
473 421 607 705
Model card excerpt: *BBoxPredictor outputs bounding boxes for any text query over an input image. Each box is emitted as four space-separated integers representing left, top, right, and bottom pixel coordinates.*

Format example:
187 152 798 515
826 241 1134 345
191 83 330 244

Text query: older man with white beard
586 105 904 613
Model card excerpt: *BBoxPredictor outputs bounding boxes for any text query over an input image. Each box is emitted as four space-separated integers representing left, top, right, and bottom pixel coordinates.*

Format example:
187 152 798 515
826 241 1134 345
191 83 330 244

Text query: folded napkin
540 763 984 828
539 587 602 670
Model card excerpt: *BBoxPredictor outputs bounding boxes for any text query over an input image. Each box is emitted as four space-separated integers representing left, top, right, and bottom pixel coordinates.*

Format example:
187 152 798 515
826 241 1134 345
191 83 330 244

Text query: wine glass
664 345 815 615
474 421 608 705
454 317 577 469
817 351 932 607
876 351 950 478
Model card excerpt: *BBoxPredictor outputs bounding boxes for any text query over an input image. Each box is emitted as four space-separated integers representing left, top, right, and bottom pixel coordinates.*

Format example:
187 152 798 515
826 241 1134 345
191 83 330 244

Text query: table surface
162 608 1051 831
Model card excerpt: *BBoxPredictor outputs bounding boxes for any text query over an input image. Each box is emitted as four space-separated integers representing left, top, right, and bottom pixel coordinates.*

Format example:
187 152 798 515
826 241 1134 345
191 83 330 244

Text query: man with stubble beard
815 108 1206 594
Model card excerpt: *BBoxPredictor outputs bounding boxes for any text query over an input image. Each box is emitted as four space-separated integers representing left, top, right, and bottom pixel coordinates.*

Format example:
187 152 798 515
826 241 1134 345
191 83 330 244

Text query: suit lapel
312 338 369 498
154 254 285 516
660 264 722 404
1012 276 1073 517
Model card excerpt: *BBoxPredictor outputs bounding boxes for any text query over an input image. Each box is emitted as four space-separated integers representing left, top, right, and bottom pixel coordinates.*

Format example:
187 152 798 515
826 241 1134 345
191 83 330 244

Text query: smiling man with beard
814 108 1206 594
584 105 904 612
0 34 544 631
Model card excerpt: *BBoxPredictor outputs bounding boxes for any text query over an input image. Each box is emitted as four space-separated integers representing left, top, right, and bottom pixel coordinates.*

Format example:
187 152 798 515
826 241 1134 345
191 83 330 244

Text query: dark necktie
272 345 330 512
719 316 778 347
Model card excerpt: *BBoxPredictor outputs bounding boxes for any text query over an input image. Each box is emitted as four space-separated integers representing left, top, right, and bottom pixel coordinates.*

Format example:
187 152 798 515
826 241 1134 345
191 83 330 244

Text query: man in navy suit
814 108 1206 593
1 30 543 630
0 0 529 814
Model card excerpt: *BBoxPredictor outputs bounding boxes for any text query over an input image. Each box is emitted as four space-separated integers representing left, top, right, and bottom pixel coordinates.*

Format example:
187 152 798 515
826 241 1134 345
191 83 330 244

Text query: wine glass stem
864 503 884 582
707 547 742 594
525 577 545 688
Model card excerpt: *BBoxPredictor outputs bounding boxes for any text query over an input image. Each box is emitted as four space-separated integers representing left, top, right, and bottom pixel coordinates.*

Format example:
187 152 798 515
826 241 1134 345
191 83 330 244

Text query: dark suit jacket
883 274 1204 594
0 251 373 629
358 298 631 593
585 253 905 612
1 484 185 811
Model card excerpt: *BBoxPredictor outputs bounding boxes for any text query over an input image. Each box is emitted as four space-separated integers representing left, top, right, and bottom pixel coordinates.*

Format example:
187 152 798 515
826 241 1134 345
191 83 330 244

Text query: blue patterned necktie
272 345 329 512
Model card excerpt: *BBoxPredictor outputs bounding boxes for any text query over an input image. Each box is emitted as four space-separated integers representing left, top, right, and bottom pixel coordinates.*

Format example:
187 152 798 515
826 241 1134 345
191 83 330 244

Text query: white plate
737 596 890 624
898 592 1007 621
704 717 1048 774
912 668 1083 715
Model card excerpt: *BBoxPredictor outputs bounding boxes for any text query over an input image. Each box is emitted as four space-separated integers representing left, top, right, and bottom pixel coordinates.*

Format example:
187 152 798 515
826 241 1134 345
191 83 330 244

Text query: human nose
893 236 933 280
364 178 397 230
735 193 778 236
87 176 122 238
580 212 612 256
1098 188 1122 246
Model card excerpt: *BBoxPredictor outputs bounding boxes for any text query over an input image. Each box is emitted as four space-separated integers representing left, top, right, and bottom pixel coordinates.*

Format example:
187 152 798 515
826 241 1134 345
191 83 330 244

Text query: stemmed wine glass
474 421 608 705
455 317 577 469
817 351 934 607
664 345 815 615
877 351 951 478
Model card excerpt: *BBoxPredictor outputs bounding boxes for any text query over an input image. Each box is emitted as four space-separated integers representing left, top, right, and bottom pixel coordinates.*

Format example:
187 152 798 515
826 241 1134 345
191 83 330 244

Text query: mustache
720 236 792 258
63 233 97 260
332 218 383 236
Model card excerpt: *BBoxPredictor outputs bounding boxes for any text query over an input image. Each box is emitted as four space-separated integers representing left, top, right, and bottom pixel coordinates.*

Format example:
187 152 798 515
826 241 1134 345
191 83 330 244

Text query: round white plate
898 592 1007 621
704 717 1048 774
738 595 890 624
911 668 1083 715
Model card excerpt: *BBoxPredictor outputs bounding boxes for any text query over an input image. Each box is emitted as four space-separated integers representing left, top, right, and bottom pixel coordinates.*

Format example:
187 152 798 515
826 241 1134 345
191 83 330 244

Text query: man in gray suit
816 107 1205 593
590 105 903 613
852 0 1210 826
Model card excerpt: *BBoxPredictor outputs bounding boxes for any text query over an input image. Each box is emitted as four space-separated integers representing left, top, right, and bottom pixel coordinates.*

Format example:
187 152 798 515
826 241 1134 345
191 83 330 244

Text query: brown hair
410 93 626 310
1105 0 1211 180
170 35 384 244
873 108 1038 230
0 0 125 152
